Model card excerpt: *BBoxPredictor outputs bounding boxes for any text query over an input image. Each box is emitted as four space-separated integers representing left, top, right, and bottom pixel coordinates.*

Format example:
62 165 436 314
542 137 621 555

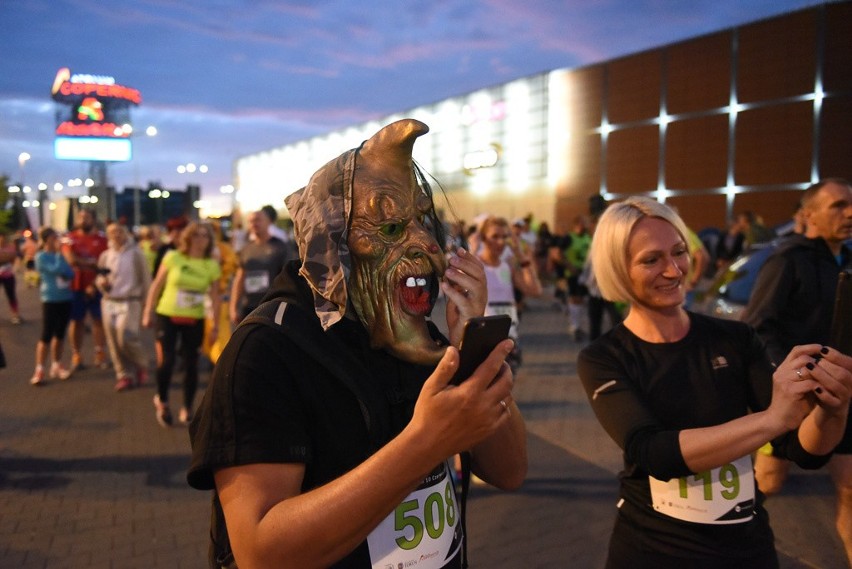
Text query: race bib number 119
649 454 755 525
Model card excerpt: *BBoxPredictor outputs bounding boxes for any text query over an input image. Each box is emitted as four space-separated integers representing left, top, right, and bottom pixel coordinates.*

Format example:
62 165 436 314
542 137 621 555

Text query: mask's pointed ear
358 119 429 171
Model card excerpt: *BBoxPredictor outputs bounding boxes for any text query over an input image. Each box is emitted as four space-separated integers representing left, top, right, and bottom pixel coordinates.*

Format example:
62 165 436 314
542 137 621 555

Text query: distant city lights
177 163 208 174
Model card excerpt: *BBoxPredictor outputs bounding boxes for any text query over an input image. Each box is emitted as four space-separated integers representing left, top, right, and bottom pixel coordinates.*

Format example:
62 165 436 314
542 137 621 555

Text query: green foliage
0 175 12 233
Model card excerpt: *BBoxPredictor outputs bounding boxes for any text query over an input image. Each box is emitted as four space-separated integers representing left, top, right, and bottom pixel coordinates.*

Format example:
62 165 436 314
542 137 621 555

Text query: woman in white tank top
476 216 542 370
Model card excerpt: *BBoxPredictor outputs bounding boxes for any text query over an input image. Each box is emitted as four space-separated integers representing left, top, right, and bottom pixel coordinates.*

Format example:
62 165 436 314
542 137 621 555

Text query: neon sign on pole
51 67 142 162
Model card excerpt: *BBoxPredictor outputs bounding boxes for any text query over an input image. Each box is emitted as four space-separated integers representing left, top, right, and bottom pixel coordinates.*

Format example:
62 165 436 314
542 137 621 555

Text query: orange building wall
553 1 852 233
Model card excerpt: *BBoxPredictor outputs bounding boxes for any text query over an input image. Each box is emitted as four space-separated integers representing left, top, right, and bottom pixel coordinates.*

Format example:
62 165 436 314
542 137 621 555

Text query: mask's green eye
380 222 405 238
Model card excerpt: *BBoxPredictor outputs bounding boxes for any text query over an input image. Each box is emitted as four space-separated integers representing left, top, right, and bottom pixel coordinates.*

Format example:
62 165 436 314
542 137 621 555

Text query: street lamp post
18 152 30 182
16 153 31 230
7 185 22 231
177 163 207 220
37 182 48 228
123 124 158 229
220 184 236 215
148 187 169 225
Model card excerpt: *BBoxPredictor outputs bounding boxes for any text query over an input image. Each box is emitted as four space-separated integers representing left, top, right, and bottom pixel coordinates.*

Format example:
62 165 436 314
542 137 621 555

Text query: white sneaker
49 363 72 380
153 395 173 427
30 367 45 386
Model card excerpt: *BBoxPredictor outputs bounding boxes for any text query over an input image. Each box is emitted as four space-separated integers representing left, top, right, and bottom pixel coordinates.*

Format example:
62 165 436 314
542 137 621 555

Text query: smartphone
830 270 852 357
450 315 512 385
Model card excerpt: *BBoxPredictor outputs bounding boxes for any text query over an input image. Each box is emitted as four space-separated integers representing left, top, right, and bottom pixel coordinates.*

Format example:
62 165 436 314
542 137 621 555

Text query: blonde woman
143 222 221 426
578 197 852 568
476 216 542 371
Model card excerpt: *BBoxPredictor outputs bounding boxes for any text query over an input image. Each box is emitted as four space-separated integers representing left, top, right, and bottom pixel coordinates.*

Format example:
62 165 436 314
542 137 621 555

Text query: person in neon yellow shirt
143 222 221 427
563 215 592 341
136 224 162 276
203 221 238 365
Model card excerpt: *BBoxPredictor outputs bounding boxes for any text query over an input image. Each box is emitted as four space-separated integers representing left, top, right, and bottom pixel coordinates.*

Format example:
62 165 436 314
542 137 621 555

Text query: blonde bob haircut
590 196 691 304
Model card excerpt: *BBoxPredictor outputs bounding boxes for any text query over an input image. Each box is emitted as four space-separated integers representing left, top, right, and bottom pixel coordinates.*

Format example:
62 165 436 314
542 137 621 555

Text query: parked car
691 242 776 320
692 235 852 321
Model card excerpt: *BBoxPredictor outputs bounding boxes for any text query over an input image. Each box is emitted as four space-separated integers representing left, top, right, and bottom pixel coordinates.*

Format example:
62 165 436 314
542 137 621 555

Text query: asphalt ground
0 282 847 568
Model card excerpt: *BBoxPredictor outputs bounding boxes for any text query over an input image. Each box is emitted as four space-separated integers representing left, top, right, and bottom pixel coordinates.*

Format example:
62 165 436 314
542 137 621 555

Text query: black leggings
588 295 623 341
0 274 17 312
41 301 72 343
606 518 779 569
155 315 204 409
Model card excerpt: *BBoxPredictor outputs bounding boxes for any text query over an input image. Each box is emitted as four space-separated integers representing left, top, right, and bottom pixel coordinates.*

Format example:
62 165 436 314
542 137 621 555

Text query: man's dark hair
261 205 278 223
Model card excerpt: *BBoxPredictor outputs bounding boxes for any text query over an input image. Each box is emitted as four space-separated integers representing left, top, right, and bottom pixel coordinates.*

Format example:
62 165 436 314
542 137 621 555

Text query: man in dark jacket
744 177 852 565
188 119 527 568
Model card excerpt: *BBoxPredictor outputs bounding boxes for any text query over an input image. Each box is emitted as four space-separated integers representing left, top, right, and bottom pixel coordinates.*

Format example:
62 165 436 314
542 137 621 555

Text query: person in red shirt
62 208 109 370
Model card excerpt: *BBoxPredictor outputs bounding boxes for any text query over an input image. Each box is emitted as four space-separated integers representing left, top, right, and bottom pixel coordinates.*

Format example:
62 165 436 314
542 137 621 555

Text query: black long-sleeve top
577 312 830 560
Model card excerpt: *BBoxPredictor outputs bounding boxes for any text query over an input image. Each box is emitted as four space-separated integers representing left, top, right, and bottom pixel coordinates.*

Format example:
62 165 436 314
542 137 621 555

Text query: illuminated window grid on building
584 2 843 226
235 74 551 223
235 2 850 231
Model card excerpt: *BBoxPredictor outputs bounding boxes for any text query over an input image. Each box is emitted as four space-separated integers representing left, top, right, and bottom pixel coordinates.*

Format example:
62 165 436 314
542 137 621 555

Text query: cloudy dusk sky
0 0 819 212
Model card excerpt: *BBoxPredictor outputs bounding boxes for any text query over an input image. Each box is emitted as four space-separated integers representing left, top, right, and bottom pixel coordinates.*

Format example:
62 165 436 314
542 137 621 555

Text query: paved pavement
0 283 847 568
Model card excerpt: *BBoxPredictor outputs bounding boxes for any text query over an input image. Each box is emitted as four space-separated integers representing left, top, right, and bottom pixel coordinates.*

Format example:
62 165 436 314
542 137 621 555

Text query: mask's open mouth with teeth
398 274 436 316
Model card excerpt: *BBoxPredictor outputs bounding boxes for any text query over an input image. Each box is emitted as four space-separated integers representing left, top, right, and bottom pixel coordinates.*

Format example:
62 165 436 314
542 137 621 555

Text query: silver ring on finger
795 368 804 379
500 399 510 416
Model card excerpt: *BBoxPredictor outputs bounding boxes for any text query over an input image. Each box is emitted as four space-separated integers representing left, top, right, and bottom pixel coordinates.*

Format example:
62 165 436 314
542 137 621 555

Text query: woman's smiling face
626 217 690 310
482 225 508 256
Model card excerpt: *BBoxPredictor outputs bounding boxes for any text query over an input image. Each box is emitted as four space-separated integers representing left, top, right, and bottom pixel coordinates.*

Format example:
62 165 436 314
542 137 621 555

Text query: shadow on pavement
0 453 191 489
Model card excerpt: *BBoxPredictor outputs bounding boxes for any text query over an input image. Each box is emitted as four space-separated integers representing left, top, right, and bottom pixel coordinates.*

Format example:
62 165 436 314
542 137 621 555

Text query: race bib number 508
367 461 462 569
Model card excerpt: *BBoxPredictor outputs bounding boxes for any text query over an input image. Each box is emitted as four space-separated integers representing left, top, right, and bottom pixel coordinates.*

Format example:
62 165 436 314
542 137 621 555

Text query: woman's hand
786 345 852 456
440 248 487 347
800 346 852 417
767 344 825 431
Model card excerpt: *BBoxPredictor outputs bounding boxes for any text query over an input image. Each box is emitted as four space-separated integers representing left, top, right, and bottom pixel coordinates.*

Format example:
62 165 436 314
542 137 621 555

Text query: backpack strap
237 299 383 448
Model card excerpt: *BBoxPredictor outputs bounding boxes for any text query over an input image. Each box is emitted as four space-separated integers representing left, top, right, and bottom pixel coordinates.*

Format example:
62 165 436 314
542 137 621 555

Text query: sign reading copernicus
50 67 142 162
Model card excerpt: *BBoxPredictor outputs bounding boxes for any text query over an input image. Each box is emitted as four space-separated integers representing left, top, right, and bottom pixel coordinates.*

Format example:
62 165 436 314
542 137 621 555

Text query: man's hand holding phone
408 314 526 490
409 321 516 463
450 315 513 385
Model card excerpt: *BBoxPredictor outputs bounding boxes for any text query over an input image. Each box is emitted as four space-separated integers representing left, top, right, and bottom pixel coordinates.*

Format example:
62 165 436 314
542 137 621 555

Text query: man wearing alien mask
188 119 527 568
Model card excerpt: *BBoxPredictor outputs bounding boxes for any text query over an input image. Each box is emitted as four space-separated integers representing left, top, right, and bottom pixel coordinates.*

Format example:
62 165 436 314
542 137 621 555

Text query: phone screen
830 270 852 357
450 315 512 385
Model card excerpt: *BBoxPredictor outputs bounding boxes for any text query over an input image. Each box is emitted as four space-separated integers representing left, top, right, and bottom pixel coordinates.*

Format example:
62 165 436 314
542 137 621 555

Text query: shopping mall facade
234 1 851 233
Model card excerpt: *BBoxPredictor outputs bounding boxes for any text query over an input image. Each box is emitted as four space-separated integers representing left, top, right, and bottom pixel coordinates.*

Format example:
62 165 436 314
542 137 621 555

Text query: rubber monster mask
285 119 449 365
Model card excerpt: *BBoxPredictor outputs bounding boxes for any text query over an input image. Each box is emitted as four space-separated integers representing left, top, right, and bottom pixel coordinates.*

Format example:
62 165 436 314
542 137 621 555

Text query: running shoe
153 395 173 427
94 350 110 370
70 353 85 371
30 368 45 386
10 315 21 324
49 363 72 381
135 368 149 387
115 376 134 392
